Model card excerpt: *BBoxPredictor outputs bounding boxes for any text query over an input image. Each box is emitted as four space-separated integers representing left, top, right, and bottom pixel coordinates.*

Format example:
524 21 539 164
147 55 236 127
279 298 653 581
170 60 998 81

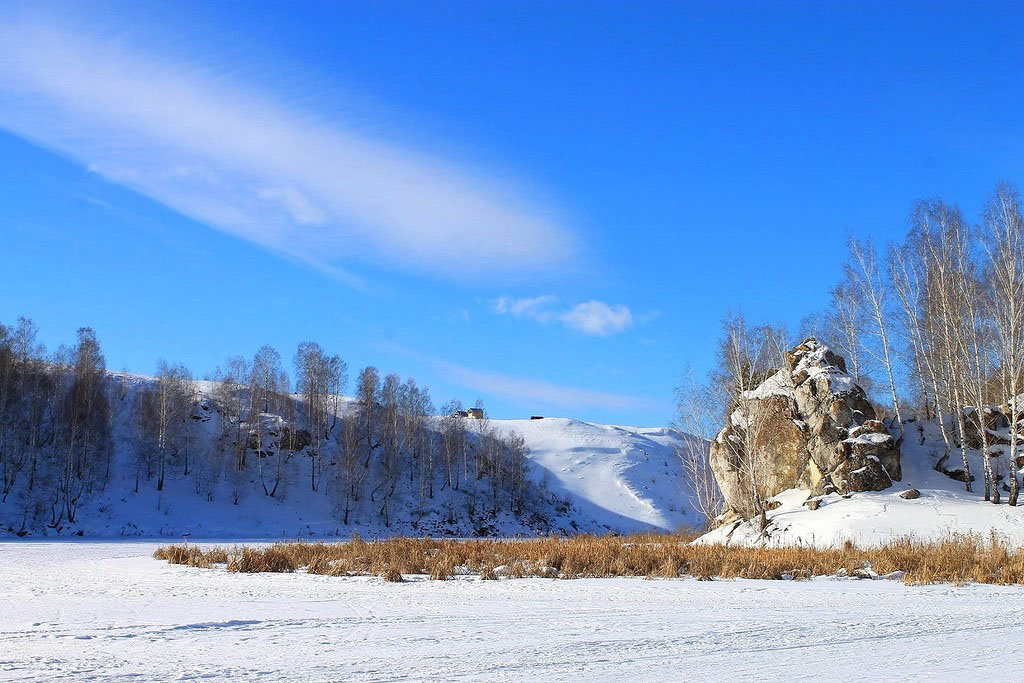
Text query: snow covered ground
4 541 1024 681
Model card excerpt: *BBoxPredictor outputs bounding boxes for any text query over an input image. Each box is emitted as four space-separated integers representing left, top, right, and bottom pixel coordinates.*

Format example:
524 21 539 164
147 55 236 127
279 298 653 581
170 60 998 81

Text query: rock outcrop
710 339 901 520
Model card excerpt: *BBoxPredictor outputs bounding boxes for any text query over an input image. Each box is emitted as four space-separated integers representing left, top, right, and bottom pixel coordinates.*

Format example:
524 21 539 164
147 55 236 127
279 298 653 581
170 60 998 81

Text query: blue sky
2 1 1024 425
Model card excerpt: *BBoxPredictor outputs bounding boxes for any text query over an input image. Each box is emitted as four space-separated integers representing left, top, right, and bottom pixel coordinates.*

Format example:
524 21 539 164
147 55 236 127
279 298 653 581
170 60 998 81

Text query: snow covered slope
495 418 695 533
0 374 699 538
698 417 1024 548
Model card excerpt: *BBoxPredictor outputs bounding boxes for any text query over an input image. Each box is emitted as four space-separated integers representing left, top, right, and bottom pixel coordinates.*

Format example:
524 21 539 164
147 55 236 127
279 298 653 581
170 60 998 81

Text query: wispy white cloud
491 294 559 321
560 300 633 335
386 344 659 413
491 295 645 336
437 360 655 413
0 19 576 286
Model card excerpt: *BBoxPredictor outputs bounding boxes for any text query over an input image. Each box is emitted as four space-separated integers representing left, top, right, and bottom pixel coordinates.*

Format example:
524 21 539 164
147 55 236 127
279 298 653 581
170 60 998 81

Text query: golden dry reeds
153 531 1024 586
153 543 227 569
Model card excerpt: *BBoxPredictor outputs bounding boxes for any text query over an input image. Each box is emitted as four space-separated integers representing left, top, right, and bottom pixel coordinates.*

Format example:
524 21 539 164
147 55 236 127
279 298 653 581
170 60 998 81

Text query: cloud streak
491 295 641 336
0 19 576 286
436 359 656 413
382 347 658 414
492 295 559 321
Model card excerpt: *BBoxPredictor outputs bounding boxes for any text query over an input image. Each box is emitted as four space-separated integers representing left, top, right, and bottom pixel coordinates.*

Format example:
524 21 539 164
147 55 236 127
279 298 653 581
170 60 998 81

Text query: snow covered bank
700 418 1024 548
3 541 1023 681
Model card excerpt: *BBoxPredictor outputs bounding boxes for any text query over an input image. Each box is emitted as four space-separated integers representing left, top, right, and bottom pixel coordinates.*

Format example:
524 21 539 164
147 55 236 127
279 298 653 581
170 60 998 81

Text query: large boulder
709 339 901 520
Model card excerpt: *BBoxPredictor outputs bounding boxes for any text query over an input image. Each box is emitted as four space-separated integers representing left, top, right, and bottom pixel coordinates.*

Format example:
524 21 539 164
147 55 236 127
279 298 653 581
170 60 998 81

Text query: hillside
0 373 699 538
495 418 694 532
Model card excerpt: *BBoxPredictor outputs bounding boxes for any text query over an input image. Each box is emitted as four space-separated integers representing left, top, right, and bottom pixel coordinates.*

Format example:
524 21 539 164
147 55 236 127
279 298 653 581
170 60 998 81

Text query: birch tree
889 225 954 467
711 312 780 527
981 182 1024 505
674 367 724 527
846 237 903 439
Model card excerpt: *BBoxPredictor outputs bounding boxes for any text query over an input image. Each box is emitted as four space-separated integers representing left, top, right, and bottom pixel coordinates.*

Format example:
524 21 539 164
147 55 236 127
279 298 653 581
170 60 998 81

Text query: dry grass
153 543 227 569
227 546 298 573
153 531 1024 585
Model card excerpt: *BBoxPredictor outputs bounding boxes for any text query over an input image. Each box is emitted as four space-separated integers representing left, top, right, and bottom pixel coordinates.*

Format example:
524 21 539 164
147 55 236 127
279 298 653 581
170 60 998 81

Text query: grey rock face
709 339 901 520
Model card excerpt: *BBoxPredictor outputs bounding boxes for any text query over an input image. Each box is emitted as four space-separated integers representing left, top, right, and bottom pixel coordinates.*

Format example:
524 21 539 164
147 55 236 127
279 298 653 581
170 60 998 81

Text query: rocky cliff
709 339 901 520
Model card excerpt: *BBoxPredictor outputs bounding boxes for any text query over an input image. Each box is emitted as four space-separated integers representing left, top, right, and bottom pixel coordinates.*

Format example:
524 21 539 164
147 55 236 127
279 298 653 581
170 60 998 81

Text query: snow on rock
741 368 793 401
787 338 857 395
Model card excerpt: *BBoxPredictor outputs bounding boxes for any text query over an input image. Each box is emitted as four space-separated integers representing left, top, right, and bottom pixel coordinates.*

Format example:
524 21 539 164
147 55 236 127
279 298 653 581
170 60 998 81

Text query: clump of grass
153 531 1024 586
506 561 527 578
154 543 226 568
429 553 456 580
379 561 405 583
227 546 299 573
204 548 229 565
646 557 680 579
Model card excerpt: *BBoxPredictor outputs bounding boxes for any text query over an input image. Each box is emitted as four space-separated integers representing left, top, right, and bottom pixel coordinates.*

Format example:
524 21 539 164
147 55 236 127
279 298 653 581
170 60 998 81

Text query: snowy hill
0 373 700 538
698 417 1024 548
495 418 694 532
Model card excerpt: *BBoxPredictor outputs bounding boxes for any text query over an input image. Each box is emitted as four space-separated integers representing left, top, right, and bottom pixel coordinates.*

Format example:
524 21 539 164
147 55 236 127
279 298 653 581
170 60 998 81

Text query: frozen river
2 541 1023 681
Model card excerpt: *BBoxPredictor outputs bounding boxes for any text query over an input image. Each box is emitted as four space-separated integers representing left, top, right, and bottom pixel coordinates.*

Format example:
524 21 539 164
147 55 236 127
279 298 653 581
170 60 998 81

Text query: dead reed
153 531 1024 585
153 543 227 569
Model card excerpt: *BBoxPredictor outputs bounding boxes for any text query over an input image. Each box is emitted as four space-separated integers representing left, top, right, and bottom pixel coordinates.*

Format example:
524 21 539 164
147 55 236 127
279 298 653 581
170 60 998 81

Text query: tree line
0 319 543 534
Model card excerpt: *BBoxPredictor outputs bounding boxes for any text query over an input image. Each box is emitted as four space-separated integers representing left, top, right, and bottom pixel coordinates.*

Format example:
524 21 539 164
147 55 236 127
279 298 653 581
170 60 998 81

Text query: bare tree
710 312 781 526
674 367 724 528
921 203 976 491
57 328 109 523
337 415 362 524
823 281 873 390
139 360 193 492
355 366 380 470
374 372 404 526
294 342 346 492
440 399 466 492
846 237 903 438
246 346 281 494
981 182 1024 505
889 229 950 454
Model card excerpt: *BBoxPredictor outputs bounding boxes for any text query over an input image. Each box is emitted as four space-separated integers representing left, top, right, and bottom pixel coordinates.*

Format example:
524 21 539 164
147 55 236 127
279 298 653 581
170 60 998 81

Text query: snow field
3 541 1024 681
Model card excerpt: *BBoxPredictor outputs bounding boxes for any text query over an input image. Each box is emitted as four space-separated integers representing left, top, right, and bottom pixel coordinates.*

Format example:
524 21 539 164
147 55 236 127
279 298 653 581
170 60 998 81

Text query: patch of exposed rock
710 338 901 520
